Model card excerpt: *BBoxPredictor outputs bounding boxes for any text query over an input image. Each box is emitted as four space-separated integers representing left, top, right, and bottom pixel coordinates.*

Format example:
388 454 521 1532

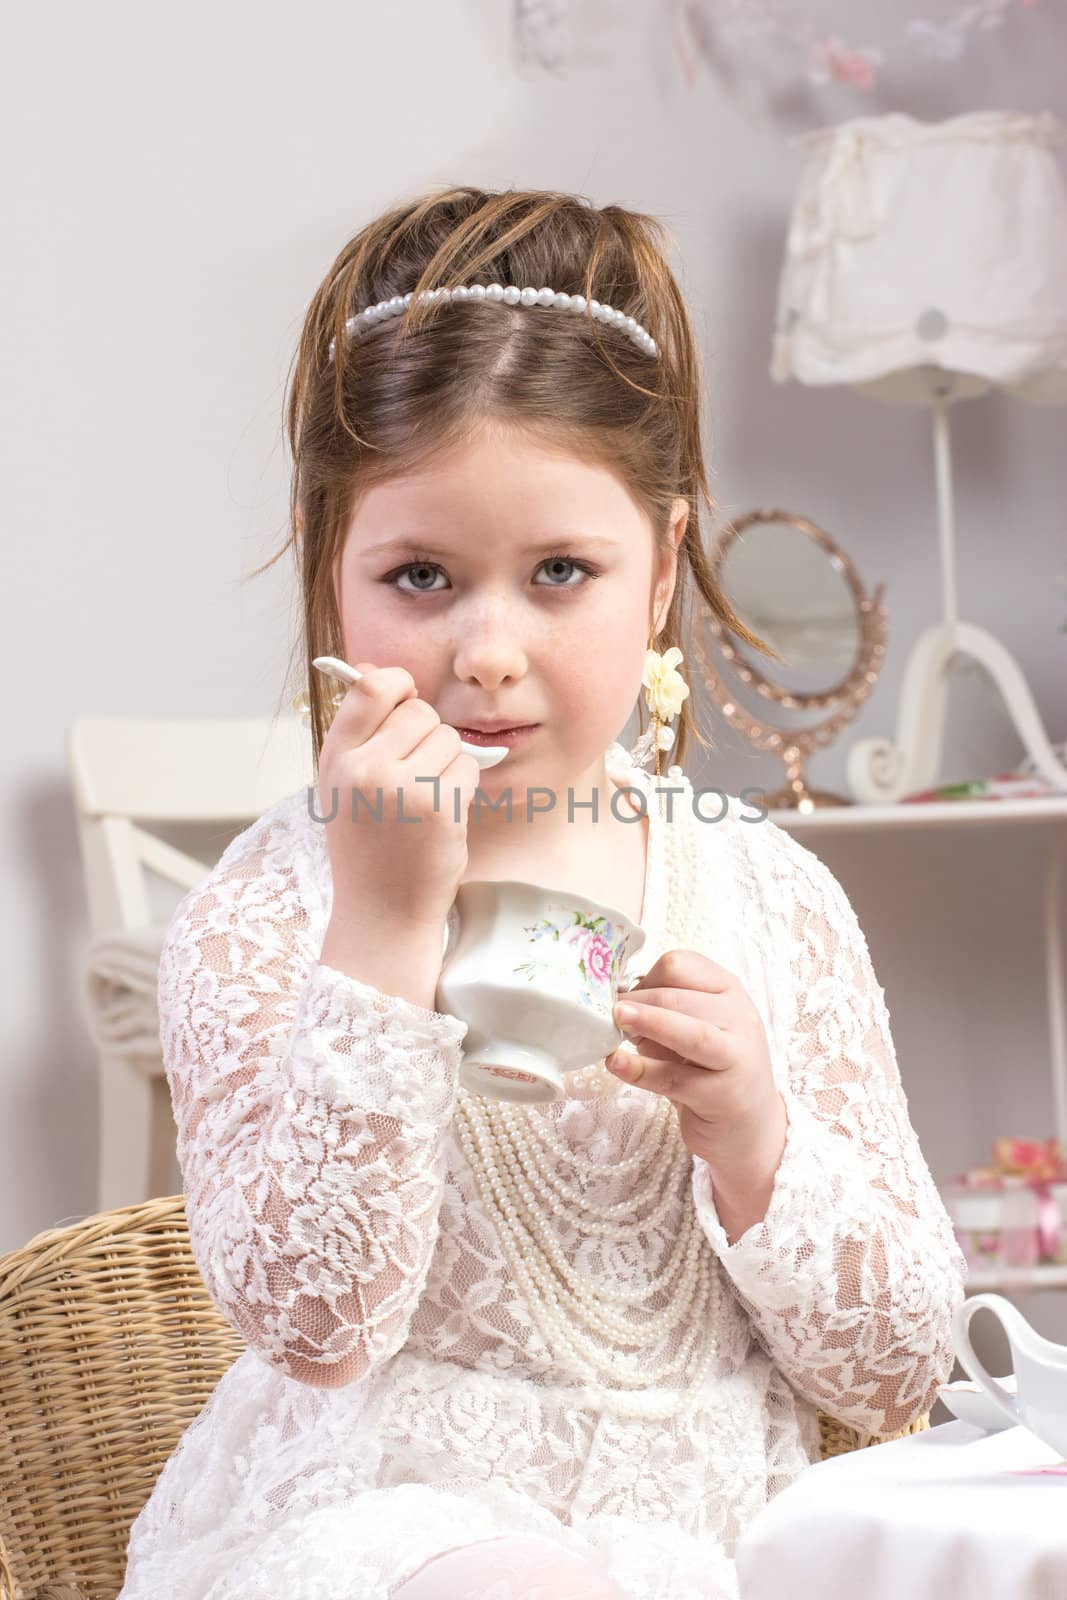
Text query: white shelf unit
964 1264 1067 1292
767 794 1067 1294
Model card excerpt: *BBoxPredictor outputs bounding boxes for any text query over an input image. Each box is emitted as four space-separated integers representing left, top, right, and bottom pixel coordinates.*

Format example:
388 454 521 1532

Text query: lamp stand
847 390 1067 803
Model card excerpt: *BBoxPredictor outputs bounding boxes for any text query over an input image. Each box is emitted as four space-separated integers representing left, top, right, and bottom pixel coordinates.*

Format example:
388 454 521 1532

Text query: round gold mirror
694 509 888 811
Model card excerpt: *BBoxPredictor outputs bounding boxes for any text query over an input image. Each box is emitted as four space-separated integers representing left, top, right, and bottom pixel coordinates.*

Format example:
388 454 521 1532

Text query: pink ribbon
1033 1181 1062 1263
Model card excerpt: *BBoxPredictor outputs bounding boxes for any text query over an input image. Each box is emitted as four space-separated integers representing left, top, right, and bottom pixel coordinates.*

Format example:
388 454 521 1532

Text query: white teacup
953 1292 1067 1457
435 879 646 1104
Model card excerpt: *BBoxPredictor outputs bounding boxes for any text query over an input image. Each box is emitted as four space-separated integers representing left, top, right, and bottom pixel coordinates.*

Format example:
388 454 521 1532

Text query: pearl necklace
453 1094 720 1420
450 756 721 1422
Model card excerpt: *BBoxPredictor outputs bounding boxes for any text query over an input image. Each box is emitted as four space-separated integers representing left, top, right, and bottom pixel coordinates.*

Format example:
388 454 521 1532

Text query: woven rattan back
0 1196 929 1599
0 1196 244 1600
819 1408 928 1457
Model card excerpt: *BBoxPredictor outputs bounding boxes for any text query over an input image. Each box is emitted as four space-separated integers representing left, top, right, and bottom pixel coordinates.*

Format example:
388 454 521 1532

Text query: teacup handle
952 1293 1024 1430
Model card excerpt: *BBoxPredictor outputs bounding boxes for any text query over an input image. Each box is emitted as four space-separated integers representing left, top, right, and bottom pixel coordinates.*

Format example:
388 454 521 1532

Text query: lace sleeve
158 801 468 1389
691 819 967 1438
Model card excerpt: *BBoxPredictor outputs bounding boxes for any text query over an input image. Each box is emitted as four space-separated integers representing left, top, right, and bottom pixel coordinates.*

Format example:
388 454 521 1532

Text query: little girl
118 186 967 1600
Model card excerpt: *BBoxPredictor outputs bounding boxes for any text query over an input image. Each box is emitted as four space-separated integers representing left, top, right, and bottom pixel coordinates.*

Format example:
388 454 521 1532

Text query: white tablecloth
735 1420 1067 1600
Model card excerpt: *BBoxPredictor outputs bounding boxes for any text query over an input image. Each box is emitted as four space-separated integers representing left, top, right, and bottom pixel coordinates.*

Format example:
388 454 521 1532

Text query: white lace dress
116 743 967 1600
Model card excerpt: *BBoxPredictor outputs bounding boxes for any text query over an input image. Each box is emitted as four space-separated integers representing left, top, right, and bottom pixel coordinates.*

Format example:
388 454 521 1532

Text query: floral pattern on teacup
513 911 629 1015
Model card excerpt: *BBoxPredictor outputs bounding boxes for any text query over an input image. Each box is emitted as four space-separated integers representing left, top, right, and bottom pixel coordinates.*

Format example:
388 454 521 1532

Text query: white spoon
311 656 510 770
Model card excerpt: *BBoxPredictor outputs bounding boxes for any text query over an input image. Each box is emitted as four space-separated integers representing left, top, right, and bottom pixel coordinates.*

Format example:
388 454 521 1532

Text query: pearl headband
326 283 659 361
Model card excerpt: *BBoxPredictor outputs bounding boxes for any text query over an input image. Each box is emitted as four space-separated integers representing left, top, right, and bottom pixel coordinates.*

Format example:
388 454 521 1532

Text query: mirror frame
695 509 888 810
710 509 883 707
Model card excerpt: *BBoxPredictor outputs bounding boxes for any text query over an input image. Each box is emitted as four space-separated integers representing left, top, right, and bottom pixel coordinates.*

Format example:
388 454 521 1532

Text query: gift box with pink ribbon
946 1138 1067 1271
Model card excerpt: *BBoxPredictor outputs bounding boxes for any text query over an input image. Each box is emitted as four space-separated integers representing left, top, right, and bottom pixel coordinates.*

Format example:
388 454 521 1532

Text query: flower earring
628 628 690 777
290 686 345 729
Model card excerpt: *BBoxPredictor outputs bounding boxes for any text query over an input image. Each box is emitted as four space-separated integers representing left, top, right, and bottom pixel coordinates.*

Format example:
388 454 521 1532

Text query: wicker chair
0 1198 929 1600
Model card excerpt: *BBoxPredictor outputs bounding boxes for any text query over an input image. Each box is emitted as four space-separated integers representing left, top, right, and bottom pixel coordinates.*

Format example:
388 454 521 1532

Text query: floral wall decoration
513 0 1045 92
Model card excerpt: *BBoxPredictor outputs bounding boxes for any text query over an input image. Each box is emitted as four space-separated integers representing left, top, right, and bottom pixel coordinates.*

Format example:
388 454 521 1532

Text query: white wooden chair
68 715 313 1213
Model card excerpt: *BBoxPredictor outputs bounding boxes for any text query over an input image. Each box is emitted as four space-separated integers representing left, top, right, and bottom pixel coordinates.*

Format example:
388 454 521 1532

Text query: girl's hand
606 949 786 1167
318 663 481 936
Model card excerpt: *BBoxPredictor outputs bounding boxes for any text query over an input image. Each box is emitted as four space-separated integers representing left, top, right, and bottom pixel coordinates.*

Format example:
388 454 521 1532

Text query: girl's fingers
606 1049 648 1082
613 998 727 1071
629 954 735 998
606 1047 711 1101
617 984 726 1025
618 1034 674 1062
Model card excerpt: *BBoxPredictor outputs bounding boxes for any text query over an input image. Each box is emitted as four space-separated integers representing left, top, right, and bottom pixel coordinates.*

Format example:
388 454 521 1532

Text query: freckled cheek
338 582 426 675
533 625 588 702
337 578 370 658
581 593 647 675
549 607 639 729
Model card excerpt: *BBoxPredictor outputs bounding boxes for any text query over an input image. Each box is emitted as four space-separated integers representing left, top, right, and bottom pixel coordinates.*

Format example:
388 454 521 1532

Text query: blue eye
382 553 602 595
535 555 599 588
389 561 446 594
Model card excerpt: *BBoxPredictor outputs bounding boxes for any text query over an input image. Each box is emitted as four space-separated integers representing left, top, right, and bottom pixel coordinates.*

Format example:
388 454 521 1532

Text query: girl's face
332 421 687 805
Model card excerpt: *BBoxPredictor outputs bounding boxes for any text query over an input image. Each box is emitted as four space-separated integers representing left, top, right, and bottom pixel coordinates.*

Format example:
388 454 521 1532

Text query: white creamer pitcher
953 1293 1067 1457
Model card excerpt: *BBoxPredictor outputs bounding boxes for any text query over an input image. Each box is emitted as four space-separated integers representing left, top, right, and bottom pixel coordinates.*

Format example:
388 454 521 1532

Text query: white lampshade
772 109 1067 406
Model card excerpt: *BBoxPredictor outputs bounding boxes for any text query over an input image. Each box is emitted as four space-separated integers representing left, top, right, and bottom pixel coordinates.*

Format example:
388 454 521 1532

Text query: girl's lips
455 724 540 746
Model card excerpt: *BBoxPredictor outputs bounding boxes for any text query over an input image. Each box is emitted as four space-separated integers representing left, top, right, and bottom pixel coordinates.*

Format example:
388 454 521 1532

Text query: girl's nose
451 623 529 685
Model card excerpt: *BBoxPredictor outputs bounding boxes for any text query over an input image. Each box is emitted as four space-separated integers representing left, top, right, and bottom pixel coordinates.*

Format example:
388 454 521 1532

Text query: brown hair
253 184 781 774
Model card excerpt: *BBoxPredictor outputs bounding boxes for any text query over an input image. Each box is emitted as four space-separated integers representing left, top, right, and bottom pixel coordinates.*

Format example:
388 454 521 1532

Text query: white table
735 1420 1067 1600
